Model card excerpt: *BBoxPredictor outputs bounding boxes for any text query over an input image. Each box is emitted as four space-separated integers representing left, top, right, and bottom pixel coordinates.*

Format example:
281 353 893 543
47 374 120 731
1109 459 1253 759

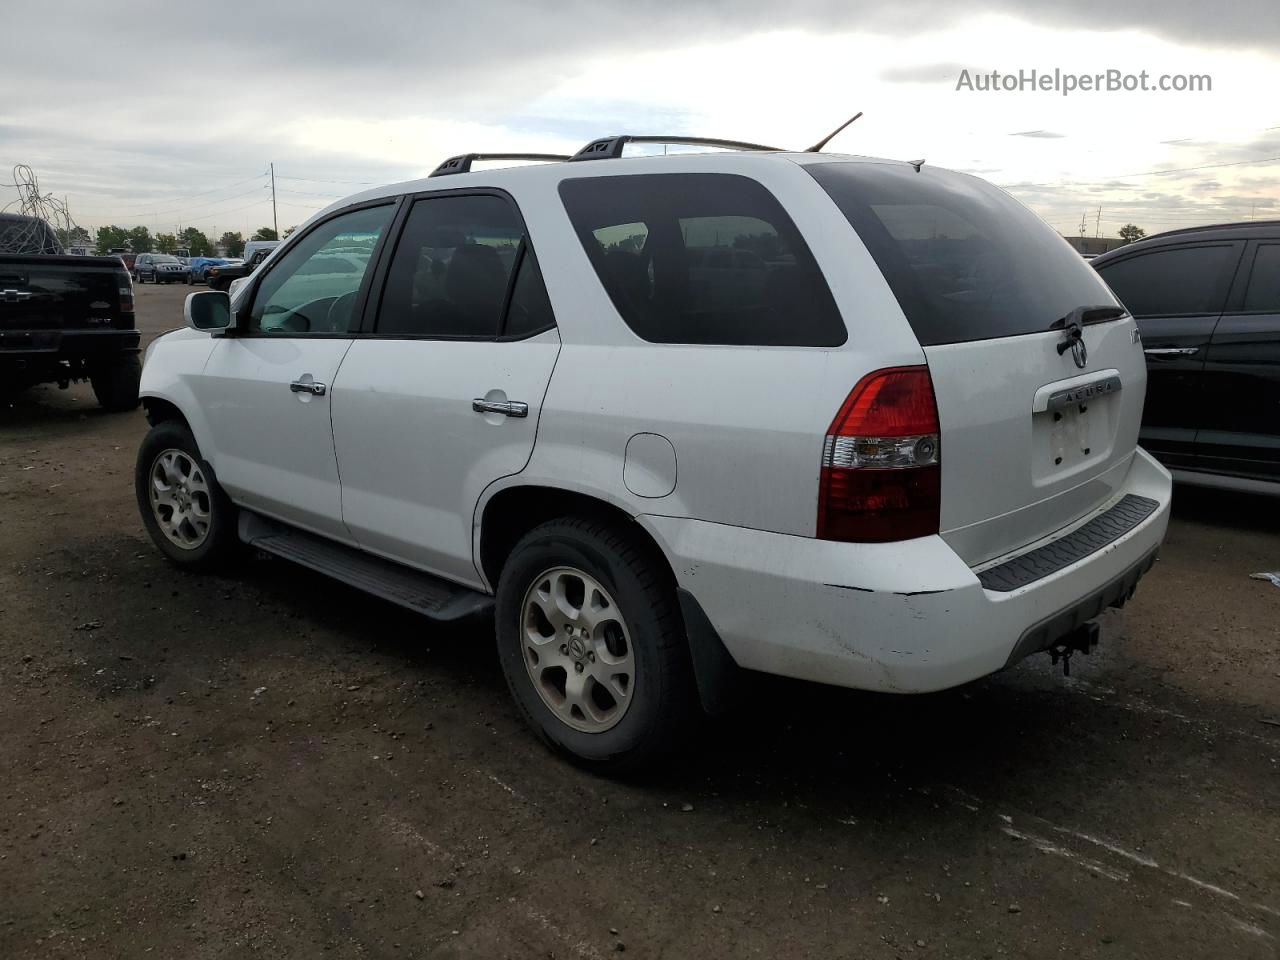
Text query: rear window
0 215 61 255
559 173 845 346
806 162 1120 346
1095 244 1238 317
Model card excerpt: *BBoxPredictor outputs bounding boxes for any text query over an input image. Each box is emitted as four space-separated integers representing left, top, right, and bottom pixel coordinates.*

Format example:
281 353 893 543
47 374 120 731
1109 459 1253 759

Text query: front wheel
90 354 141 412
135 419 239 570
495 517 697 772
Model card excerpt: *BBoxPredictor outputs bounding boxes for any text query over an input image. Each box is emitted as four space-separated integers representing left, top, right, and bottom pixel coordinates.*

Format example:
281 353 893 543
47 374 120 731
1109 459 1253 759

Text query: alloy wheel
520 566 635 733
148 448 212 549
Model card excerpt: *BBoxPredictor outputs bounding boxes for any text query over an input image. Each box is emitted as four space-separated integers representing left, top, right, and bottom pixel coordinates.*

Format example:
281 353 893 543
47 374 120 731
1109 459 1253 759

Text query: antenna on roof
805 112 863 153
908 158 926 172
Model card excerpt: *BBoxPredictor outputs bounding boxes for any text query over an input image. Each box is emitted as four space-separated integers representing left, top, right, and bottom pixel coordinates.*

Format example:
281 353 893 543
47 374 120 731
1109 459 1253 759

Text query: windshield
153 255 179 263
806 161 1121 346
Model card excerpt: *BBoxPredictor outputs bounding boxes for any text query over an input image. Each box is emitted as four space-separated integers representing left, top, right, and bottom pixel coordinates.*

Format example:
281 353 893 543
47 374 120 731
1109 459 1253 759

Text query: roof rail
569 135 785 162
429 153 571 178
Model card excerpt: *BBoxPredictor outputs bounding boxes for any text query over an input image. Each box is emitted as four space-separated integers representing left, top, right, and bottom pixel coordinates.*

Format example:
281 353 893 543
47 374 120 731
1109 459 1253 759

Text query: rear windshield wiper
1049 305 1127 330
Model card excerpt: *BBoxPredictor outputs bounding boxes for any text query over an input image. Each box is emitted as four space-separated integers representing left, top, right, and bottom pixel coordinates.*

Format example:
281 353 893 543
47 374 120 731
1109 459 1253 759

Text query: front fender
139 329 220 467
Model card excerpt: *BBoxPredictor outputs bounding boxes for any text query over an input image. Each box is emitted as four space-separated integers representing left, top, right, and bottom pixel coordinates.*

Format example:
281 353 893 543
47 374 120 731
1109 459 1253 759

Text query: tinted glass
377 196 523 338
250 204 393 335
559 173 845 346
808 162 1121 345
1243 244 1280 313
1096 244 1236 317
503 248 556 338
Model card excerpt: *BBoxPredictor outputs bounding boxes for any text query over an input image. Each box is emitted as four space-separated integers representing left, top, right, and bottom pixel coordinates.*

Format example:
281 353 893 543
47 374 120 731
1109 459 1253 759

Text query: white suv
135 138 1171 770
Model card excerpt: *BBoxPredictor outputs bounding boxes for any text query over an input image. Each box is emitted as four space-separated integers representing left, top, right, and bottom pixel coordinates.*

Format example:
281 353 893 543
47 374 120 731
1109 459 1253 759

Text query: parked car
135 141 1170 769
134 253 188 283
206 245 275 291
1092 221 1280 493
187 256 233 285
242 239 281 264
108 248 137 272
0 213 140 410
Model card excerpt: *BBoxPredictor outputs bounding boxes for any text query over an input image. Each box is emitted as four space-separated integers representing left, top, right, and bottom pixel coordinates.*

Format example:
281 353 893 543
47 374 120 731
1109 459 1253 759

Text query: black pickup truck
0 214 140 411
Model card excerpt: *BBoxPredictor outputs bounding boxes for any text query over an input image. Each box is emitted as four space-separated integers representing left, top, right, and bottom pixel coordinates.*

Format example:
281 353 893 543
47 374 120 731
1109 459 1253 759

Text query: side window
1097 244 1236 317
503 248 555 339
558 173 845 347
249 204 394 335
376 195 525 338
1242 243 1280 313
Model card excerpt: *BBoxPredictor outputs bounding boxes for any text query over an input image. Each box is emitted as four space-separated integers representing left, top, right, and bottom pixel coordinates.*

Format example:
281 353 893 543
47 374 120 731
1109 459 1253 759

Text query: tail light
117 271 135 328
817 366 941 542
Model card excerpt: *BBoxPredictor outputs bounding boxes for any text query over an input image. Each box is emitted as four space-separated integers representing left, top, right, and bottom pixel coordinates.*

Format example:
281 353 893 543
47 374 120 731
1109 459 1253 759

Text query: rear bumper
0 328 139 359
640 447 1171 694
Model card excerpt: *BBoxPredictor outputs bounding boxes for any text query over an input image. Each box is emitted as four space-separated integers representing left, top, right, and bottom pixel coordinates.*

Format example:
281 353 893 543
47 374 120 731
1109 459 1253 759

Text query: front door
195 202 398 540
331 193 560 587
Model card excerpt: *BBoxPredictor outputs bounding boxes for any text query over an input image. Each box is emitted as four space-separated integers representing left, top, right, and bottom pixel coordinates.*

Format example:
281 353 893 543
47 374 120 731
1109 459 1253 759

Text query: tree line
56 225 289 258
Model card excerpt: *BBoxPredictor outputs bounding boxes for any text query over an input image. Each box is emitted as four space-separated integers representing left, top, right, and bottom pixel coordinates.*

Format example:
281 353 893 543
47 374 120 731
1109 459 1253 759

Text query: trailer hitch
1048 621 1099 677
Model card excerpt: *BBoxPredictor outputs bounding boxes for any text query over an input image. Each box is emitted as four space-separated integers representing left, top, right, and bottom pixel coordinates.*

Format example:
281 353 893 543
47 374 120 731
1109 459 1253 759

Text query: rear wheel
135 419 239 570
495 517 697 772
90 354 141 412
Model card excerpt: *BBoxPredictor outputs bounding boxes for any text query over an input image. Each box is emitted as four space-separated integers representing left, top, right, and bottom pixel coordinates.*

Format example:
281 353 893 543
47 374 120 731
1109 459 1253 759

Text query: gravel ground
1 281 1277 959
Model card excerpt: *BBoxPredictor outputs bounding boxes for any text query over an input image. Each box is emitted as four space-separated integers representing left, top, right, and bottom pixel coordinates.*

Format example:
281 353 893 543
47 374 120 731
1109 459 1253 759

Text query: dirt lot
2 281 1278 959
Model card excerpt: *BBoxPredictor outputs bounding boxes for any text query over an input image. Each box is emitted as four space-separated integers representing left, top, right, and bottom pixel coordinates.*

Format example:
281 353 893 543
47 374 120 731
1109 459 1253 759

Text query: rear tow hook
1048 621 1100 677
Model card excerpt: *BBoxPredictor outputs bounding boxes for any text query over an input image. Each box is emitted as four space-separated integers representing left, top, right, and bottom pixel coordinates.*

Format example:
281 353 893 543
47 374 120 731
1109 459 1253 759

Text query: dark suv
134 253 188 284
1093 221 1280 493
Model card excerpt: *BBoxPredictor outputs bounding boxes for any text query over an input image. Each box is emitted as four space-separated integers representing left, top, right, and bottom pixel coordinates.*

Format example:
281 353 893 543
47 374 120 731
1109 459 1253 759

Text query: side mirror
185 290 233 332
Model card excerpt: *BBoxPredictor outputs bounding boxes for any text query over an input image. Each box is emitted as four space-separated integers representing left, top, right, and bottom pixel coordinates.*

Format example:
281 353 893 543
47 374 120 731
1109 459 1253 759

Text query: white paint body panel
194 337 354 540
924 317 1148 565
139 150 1174 696
641 449 1170 692
330 330 561 587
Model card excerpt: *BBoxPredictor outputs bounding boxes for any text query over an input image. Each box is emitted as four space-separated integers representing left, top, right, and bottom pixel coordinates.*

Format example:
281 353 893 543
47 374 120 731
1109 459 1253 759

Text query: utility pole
270 162 279 240
1095 206 1101 239
1079 211 1088 237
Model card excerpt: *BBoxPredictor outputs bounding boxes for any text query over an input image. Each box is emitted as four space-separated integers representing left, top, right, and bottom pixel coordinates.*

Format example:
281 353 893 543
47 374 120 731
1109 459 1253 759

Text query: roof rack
429 153 572 178
569 135 785 162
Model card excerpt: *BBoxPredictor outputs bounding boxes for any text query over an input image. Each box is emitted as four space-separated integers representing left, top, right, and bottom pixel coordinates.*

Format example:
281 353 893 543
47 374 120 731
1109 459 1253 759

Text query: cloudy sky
2 0 1278 241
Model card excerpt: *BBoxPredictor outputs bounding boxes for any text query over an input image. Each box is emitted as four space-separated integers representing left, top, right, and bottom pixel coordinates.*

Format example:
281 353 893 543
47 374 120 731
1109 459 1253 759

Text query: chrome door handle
472 398 528 418
1143 347 1198 357
290 379 327 396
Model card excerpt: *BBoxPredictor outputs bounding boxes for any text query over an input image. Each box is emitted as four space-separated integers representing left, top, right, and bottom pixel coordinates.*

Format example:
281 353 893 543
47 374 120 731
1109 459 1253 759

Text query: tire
495 516 697 772
186 273 194 285
89 354 141 412
135 419 239 571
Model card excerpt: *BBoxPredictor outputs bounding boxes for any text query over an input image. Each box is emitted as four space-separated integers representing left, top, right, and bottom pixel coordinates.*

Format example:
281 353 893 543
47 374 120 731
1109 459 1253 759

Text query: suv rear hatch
807 160 1147 566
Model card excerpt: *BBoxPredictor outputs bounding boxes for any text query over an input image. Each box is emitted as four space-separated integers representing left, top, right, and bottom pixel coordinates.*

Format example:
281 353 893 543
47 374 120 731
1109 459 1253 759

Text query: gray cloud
4 0 1277 234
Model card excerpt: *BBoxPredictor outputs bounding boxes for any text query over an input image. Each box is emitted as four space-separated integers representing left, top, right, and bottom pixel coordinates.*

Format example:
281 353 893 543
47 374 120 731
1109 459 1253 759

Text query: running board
238 512 493 622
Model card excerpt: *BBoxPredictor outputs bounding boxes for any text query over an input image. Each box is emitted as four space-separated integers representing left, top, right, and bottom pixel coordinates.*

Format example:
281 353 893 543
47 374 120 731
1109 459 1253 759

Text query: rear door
195 202 398 540
331 192 560 587
1094 241 1242 467
807 161 1151 566
1198 240 1280 479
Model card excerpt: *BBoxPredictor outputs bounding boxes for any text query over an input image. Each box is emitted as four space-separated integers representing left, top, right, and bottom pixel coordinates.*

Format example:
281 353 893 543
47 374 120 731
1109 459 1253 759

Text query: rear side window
1096 244 1237 317
1242 243 1280 313
559 173 845 346
807 162 1121 346
377 195 529 339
